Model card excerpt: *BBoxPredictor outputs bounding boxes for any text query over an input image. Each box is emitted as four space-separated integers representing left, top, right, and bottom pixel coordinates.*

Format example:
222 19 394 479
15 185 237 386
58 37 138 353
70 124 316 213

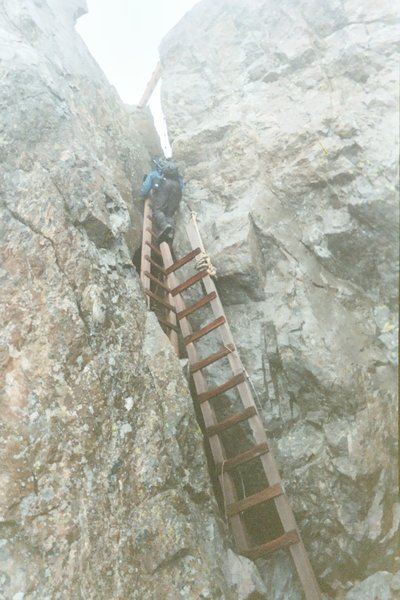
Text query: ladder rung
145 240 161 257
145 255 167 274
158 317 179 332
206 407 257 437
227 483 283 517
215 443 269 475
143 271 170 292
190 343 235 373
197 372 246 404
184 316 225 345
177 292 217 320
165 247 202 274
145 290 176 312
145 227 156 238
242 530 299 560
171 270 208 296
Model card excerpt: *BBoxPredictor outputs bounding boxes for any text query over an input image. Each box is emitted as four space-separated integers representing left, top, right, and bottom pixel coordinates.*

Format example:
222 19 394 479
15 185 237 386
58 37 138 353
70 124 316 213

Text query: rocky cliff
160 0 399 597
1 0 398 598
0 1 269 598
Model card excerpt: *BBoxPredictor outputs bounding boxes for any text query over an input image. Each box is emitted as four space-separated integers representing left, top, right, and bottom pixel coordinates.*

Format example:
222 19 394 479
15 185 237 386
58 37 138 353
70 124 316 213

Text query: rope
195 251 217 277
188 209 217 277
223 343 234 353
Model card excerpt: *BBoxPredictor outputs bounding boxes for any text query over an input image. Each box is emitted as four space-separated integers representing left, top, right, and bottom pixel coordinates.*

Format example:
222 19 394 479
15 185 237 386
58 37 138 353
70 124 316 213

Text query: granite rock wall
160 0 399 597
0 1 265 598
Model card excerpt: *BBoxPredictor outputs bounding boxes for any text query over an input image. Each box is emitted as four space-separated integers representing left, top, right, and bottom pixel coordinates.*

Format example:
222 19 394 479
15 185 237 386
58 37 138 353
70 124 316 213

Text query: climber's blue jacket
140 170 162 198
140 170 184 198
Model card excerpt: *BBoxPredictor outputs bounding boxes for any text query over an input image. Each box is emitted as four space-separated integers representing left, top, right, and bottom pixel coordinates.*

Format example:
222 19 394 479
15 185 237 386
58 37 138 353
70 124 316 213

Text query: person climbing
140 157 184 244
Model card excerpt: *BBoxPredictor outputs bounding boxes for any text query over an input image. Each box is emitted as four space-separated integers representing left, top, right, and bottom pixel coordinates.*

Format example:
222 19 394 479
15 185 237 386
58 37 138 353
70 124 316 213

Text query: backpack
154 158 180 181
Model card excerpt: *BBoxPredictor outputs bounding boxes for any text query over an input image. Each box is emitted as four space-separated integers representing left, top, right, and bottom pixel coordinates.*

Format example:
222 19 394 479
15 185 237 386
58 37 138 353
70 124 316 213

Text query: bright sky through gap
76 0 199 155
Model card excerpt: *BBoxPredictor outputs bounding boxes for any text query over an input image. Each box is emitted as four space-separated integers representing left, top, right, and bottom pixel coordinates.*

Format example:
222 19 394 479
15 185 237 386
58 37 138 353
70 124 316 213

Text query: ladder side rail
160 242 180 356
184 221 322 600
286 541 322 600
160 242 251 552
166 294 179 355
140 199 153 307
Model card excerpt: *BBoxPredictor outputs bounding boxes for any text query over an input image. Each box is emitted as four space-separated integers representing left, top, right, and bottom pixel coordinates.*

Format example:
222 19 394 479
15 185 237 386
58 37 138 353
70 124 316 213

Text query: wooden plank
171 269 208 296
227 483 283 517
206 407 257 437
215 442 269 475
137 61 162 108
167 307 179 356
177 292 217 320
190 343 235 373
184 316 225 346
197 372 246 404
144 254 167 274
165 247 201 274
145 240 161 257
158 316 179 333
143 271 170 292
243 530 299 561
145 289 176 312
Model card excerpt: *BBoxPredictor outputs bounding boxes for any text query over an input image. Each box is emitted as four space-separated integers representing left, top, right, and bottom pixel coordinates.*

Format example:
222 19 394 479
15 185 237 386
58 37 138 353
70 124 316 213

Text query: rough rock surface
0 1 265 598
343 571 400 600
160 0 399 597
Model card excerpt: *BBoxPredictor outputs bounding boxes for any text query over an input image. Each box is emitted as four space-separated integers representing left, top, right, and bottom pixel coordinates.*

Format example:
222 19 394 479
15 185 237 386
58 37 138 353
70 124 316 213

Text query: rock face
0 1 265 598
343 571 400 600
160 0 399 596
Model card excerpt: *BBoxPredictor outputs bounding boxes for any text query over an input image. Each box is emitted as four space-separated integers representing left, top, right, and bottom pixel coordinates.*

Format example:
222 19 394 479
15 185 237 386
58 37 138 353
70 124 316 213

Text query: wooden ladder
140 198 179 354
140 204 321 600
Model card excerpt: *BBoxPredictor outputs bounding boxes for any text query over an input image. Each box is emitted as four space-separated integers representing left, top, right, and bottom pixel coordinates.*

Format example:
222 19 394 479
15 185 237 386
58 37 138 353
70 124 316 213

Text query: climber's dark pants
151 178 182 240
